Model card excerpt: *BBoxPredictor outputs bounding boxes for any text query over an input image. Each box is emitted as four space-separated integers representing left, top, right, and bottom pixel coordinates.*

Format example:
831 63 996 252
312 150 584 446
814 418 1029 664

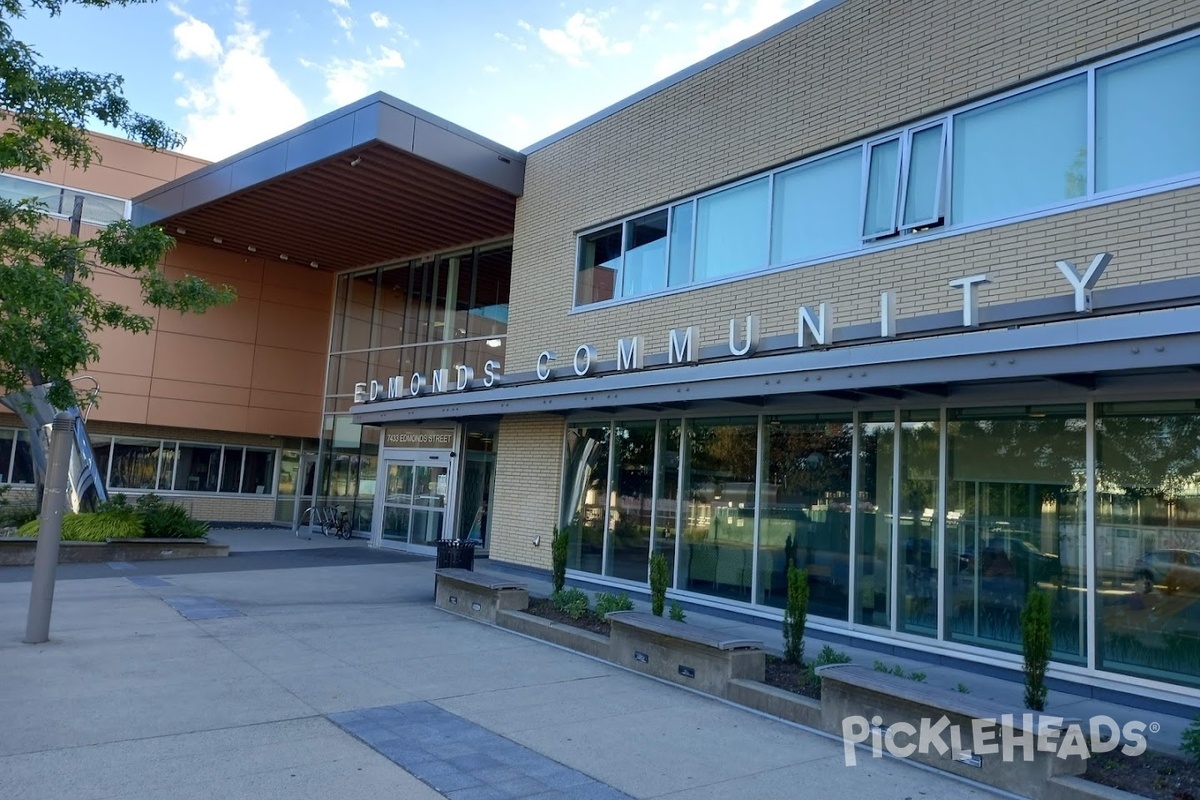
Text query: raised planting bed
0 537 229 566
433 568 529 624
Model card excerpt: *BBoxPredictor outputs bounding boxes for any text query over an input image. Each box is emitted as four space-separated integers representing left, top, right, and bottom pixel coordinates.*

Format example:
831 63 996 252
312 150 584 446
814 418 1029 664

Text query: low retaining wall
0 537 229 566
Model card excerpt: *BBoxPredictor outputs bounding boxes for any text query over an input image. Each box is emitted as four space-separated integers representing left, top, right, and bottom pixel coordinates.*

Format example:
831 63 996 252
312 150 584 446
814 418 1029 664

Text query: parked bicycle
301 507 354 540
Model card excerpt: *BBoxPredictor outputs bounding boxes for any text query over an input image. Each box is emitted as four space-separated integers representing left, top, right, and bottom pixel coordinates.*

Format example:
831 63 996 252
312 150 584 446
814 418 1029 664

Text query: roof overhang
133 93 525 272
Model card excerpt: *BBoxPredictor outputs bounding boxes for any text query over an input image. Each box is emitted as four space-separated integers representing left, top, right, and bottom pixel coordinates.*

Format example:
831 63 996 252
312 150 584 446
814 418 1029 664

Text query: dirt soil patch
763 654 822 700
524 598 611 636
1085 750 1200 800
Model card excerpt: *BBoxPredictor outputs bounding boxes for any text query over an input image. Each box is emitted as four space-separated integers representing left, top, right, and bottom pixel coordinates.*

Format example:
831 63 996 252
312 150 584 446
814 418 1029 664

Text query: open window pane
902 124 945 227
951 76 1087 225
863 138 900 239
1096 37 1200 193
622 210 668 297
667 202 694 288
770 149 861 265
576 225 621 305
694 178 768 282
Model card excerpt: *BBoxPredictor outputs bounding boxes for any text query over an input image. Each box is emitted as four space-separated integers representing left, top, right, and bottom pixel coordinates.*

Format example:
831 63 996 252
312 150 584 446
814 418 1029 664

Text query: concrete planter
497 609 612 660
726 677 822 728
0 537 229 566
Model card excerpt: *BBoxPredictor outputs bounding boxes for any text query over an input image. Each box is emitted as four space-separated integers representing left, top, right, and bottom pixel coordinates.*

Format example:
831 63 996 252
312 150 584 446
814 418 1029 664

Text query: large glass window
770 150 860 264
175 444 220 492
0 173 128 226
622 211 668 298
12 431 33 484
758 415 853 620
902 123 946 229
863 139 901 240
679 418 758 601
242 449 276 494
1096 37 1200 193
1096 402 1200 685
945 406 1086 663
575 226 621 306
652 420 682 584
0 429 14 484
157 442 177 491
856 413 895 628
667 203 693 288
897 412 941 637
561 425 611 573
951 76 1088 225
607 421 656 582
694 178 769 282
110 438 161 490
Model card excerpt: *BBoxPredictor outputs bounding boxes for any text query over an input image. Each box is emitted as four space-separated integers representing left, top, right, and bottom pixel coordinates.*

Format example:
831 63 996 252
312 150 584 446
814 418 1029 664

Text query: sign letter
574 344 597 376
949 274 992 327
409 373 426 397
880 291 896 338
483 360 500 388
455 365 474 391
1056 253 1112 313
798 303 833 347
431 368 448 394
353 382 368 403
729 315 759 356
617 336 644 371
668 326 697 364
536 350 557 381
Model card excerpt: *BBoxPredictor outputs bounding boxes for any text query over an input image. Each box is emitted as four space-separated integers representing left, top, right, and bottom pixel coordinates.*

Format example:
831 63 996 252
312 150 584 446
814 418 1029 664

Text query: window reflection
607 421 656 582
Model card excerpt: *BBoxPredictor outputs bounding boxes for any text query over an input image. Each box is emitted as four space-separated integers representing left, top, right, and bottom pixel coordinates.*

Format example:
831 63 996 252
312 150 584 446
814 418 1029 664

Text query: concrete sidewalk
1 534 1004 800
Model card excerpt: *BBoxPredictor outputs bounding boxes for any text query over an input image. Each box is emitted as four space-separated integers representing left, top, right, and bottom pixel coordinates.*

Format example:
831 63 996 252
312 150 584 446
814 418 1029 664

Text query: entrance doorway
376 453 451 554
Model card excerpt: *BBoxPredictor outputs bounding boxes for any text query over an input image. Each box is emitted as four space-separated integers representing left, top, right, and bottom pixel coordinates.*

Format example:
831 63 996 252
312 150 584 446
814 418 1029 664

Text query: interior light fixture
486 338 502 348
212 236 223 244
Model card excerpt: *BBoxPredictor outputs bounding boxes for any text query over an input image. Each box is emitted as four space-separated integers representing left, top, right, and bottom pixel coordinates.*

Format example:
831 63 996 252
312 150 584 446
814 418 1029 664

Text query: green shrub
0 502 38 529
20 509 144 541
668 600 686 622
782 564 809 665
956 683 972 694
649 552 669 616
551 587 589 620
550 526 568 593
1021 589 1051 711
136 494 208 538
1181 716 1200 764
594 591 634 616
806 644 852 684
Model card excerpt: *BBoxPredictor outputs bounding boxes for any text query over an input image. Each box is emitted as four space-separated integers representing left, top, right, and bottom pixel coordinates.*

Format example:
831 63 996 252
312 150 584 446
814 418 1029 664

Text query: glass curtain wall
857 412 895 628
607 421 656 582
457 421 499 546
897 412 941 637
561 425 611 573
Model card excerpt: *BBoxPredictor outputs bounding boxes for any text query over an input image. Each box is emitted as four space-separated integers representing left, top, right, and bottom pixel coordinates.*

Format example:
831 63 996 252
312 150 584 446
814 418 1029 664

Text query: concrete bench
818 664 1085 799
605 611 765 698
433 568 529 624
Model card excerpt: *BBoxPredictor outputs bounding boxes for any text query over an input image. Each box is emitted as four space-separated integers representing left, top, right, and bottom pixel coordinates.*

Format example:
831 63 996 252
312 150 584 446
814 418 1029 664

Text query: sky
12 0 817 163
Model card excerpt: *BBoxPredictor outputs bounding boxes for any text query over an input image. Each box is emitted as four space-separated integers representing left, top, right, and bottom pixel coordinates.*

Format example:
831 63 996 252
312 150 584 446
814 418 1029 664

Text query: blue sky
12 0 815 162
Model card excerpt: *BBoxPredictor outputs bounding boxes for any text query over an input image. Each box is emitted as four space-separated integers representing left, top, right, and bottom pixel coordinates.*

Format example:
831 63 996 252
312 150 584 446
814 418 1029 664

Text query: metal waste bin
436 538 477 570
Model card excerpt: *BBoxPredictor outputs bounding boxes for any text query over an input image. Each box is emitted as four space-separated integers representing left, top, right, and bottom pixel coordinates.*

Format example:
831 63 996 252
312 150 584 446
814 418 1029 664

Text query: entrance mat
329 701 634 800
161 595 241 620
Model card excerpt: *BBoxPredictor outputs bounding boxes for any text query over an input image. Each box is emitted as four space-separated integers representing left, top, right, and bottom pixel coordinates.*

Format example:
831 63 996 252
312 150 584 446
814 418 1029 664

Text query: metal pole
24 412 75 644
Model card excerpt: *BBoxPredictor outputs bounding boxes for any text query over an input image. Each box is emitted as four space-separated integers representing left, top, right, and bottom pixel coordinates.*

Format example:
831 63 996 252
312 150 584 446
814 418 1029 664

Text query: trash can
436 538 477 571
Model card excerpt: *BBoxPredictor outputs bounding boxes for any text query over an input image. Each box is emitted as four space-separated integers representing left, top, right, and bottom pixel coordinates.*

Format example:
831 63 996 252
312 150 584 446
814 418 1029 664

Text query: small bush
551 587 589 620
594 591 634 616
550 526 568 593
668 600 686 622
649 552 669 616
872 661 926 682
20 509 143 541
0 502 38 529
806 644 852 684
782 564 809 665
136 494 208 539
956 683 972 694
1021 589 1051 711
1181 716 1200 764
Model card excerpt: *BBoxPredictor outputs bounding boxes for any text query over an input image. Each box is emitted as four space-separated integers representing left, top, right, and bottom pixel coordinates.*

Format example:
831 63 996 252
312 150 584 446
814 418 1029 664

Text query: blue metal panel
230 142 288 192
284 112 356 172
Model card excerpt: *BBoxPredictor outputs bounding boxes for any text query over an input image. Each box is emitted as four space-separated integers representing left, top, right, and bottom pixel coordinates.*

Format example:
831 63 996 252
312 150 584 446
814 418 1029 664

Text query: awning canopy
133 93 524 273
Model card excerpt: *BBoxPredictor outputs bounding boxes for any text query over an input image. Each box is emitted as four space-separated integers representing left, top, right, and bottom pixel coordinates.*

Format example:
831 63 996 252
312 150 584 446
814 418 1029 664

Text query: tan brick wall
489 414 565 569
509 0 1200 370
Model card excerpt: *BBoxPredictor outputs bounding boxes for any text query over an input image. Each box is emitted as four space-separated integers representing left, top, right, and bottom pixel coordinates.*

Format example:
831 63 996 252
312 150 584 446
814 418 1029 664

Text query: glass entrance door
379 459 449 551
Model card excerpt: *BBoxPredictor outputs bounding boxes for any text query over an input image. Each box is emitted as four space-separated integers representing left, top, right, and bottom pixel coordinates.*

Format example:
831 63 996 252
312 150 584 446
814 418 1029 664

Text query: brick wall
489 414 565 570
508 0 1200 370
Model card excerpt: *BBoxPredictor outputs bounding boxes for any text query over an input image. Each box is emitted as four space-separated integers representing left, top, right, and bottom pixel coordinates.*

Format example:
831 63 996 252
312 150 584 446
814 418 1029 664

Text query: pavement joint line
435 607 1020 799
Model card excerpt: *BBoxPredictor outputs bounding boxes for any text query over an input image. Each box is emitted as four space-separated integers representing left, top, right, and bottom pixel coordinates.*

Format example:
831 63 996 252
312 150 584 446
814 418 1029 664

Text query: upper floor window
0 173 129 227
574 32 1200 309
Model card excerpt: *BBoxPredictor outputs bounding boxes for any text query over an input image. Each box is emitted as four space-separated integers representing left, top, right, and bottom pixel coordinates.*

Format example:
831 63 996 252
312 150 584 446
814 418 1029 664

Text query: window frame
0 172 131 226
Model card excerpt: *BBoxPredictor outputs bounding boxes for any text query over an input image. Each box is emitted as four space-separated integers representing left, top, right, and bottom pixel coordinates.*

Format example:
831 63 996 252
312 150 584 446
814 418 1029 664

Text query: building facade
14 0 1200 699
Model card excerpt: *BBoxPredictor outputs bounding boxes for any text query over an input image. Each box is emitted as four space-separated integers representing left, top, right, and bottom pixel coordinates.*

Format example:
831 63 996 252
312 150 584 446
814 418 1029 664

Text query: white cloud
516 19 532 31
369 11 389 28
537 10 632 68
171 11 308 160
318 46 408 105
328 0 349 7
484 64 500 74
495 31 526 52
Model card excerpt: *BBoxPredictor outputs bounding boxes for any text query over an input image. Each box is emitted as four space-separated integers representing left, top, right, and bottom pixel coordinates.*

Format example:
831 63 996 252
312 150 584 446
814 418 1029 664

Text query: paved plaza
0 529 1013 800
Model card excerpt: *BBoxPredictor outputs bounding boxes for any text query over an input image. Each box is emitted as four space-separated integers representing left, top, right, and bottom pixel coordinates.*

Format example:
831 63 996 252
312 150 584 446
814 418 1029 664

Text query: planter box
726 678 822 728
497 609 611 660
434 568 529 624
0 537 229 566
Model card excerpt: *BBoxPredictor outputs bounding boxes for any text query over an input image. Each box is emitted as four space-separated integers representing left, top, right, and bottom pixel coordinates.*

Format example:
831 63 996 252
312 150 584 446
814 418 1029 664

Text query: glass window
622 210 668 298
863 138 901 239
1096 403 1200 685
242 449 276 494
653 420 681 584
0 429 13 483
1096 37 1200 192
856 412 895 628
12 431 34 484
770 150 860 265
679 417 758 602
902 123 946 228
945 406 1086 663
110 438 161 490
759 415 853 621
0 174 127 225
667 203 693 288
897 412 941 637
695 178 769 282
561 425 611 574
175 444 220 492
157 442 177 491
576 226 621 305
220 447 243 493
951 76 1087 225
91 435 112 489
607 421 656 582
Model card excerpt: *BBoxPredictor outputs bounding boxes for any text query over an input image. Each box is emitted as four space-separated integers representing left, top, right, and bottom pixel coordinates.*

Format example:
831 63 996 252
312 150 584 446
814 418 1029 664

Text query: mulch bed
524 598 611 636
763 654 822 700
1086 750 1200 800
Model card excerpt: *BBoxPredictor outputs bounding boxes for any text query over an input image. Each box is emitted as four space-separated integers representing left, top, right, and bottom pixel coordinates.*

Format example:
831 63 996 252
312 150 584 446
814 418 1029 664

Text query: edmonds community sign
354 255 1112 405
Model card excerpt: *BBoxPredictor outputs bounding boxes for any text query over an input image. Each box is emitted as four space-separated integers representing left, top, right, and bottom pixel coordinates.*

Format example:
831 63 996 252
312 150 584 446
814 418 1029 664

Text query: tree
0 0 234 413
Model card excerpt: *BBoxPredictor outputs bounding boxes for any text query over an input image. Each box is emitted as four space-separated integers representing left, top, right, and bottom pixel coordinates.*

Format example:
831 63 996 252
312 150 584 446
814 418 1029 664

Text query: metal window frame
898 120 948 231
861 135 903 241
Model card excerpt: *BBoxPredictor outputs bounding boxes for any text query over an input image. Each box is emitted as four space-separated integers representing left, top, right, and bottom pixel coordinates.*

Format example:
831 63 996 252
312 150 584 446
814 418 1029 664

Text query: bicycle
321 510 353 540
